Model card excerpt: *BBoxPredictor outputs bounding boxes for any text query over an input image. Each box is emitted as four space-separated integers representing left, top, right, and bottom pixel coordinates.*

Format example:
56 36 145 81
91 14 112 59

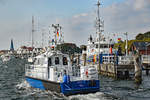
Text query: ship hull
25 76 100 96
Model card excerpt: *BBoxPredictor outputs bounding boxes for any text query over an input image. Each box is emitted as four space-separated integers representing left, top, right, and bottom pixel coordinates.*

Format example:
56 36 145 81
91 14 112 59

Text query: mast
42 30 44 47
52 24 58 45
96 0 103 71
52 24 63 45
32 16 34 48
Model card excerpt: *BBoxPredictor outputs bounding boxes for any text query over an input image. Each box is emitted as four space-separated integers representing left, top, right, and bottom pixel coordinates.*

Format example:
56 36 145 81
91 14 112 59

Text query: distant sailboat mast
32 16 34 48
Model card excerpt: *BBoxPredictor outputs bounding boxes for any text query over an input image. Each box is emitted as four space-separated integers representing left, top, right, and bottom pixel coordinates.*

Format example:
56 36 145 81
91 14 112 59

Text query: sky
0 0 150 50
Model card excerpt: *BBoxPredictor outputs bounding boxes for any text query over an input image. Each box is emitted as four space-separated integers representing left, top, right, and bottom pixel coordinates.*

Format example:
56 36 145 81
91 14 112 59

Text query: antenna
96 0 104 38
96 0 101 34
42 29 44 47
48 26 51 46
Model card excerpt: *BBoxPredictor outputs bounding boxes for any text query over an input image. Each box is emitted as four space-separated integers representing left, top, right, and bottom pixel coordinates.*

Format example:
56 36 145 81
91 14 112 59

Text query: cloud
57 12 95 46
0 0 150 50
134 0 150 10
100 0 150 40
0 0 4 4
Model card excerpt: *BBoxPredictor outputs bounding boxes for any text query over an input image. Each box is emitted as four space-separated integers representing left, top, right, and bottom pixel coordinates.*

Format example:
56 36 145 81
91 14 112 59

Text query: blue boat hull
26 76 100 96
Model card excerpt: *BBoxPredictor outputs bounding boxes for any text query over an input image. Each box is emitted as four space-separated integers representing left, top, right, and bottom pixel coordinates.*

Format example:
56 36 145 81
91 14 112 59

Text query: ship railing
118 56 134 65
25 64 48 80
141 55 150 64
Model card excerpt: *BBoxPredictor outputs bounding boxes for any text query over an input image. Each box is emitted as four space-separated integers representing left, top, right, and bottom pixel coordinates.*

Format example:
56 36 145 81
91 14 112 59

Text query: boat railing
141 55 150 64
25 64 48 80
118 56 134 65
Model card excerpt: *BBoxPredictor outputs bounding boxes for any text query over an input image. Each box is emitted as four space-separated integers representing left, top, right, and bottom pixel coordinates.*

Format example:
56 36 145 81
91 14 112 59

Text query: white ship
25 24 100 96
82 0 135 79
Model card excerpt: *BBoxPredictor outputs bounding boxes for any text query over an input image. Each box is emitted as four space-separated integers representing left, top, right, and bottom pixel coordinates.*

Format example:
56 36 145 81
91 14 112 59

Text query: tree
56 43 81 54
136 33 144 40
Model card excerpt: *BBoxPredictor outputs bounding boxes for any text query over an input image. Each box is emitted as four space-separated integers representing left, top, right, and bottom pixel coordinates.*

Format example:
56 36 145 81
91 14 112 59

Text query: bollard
134 54 142 84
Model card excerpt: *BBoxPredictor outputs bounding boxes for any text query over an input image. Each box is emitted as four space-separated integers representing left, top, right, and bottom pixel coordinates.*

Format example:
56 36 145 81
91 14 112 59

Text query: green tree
136 33 144 40
56 43 81 54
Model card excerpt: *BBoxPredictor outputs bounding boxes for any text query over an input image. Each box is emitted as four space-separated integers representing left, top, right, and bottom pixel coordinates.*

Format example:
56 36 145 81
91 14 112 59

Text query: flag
57 31 59 37
93 54 97 63
118 38 121 42
109 46 112 54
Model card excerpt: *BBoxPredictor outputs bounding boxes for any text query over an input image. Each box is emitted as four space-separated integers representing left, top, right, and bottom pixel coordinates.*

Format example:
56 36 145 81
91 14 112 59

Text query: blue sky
102 0 125 6
0 0 150 50
0 0 125 18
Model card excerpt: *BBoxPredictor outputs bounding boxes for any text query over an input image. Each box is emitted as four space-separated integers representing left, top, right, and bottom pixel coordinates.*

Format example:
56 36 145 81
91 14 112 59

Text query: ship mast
96 0 103 71
42 29 44 47
51 24 64 46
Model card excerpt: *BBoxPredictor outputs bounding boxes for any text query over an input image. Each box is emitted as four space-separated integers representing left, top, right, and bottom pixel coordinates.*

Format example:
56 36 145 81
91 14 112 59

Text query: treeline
136 31 150 41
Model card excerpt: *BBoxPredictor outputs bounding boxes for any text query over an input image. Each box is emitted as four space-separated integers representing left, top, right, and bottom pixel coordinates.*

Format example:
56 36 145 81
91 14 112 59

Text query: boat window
96 44 98 48
34 58 39 65
104 45 107 48
100 44 103 48
48 58 51 66
63 57 68 65
55 57 59 65
103 57 108 63
100 44 109 48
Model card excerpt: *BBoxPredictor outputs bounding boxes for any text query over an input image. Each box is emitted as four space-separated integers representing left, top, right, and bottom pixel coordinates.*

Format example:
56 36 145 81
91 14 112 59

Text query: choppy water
0 59 150 100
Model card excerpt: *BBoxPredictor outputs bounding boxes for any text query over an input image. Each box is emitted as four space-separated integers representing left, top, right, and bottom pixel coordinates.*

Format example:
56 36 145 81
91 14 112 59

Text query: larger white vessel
83 0 135 79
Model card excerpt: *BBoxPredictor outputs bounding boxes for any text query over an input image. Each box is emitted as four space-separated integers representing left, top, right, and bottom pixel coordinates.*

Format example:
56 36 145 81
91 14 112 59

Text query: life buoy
85 70 88 77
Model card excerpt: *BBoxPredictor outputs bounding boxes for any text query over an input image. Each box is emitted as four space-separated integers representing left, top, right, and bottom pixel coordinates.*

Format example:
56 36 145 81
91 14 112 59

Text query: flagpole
124 32 128 56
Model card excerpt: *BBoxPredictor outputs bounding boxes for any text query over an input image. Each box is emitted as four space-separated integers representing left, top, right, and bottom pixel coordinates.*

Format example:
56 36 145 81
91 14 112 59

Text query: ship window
48 58 51 66
96 44 98 48
104 45 108 48
63 57 68 65
100 44 103 48
55 57 59 65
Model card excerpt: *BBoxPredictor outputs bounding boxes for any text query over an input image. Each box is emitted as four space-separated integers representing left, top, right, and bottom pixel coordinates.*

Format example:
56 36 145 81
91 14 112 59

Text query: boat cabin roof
33 51 70 66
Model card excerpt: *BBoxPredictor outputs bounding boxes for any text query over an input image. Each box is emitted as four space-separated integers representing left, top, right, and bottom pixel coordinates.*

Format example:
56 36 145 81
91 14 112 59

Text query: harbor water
0 59 150 100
